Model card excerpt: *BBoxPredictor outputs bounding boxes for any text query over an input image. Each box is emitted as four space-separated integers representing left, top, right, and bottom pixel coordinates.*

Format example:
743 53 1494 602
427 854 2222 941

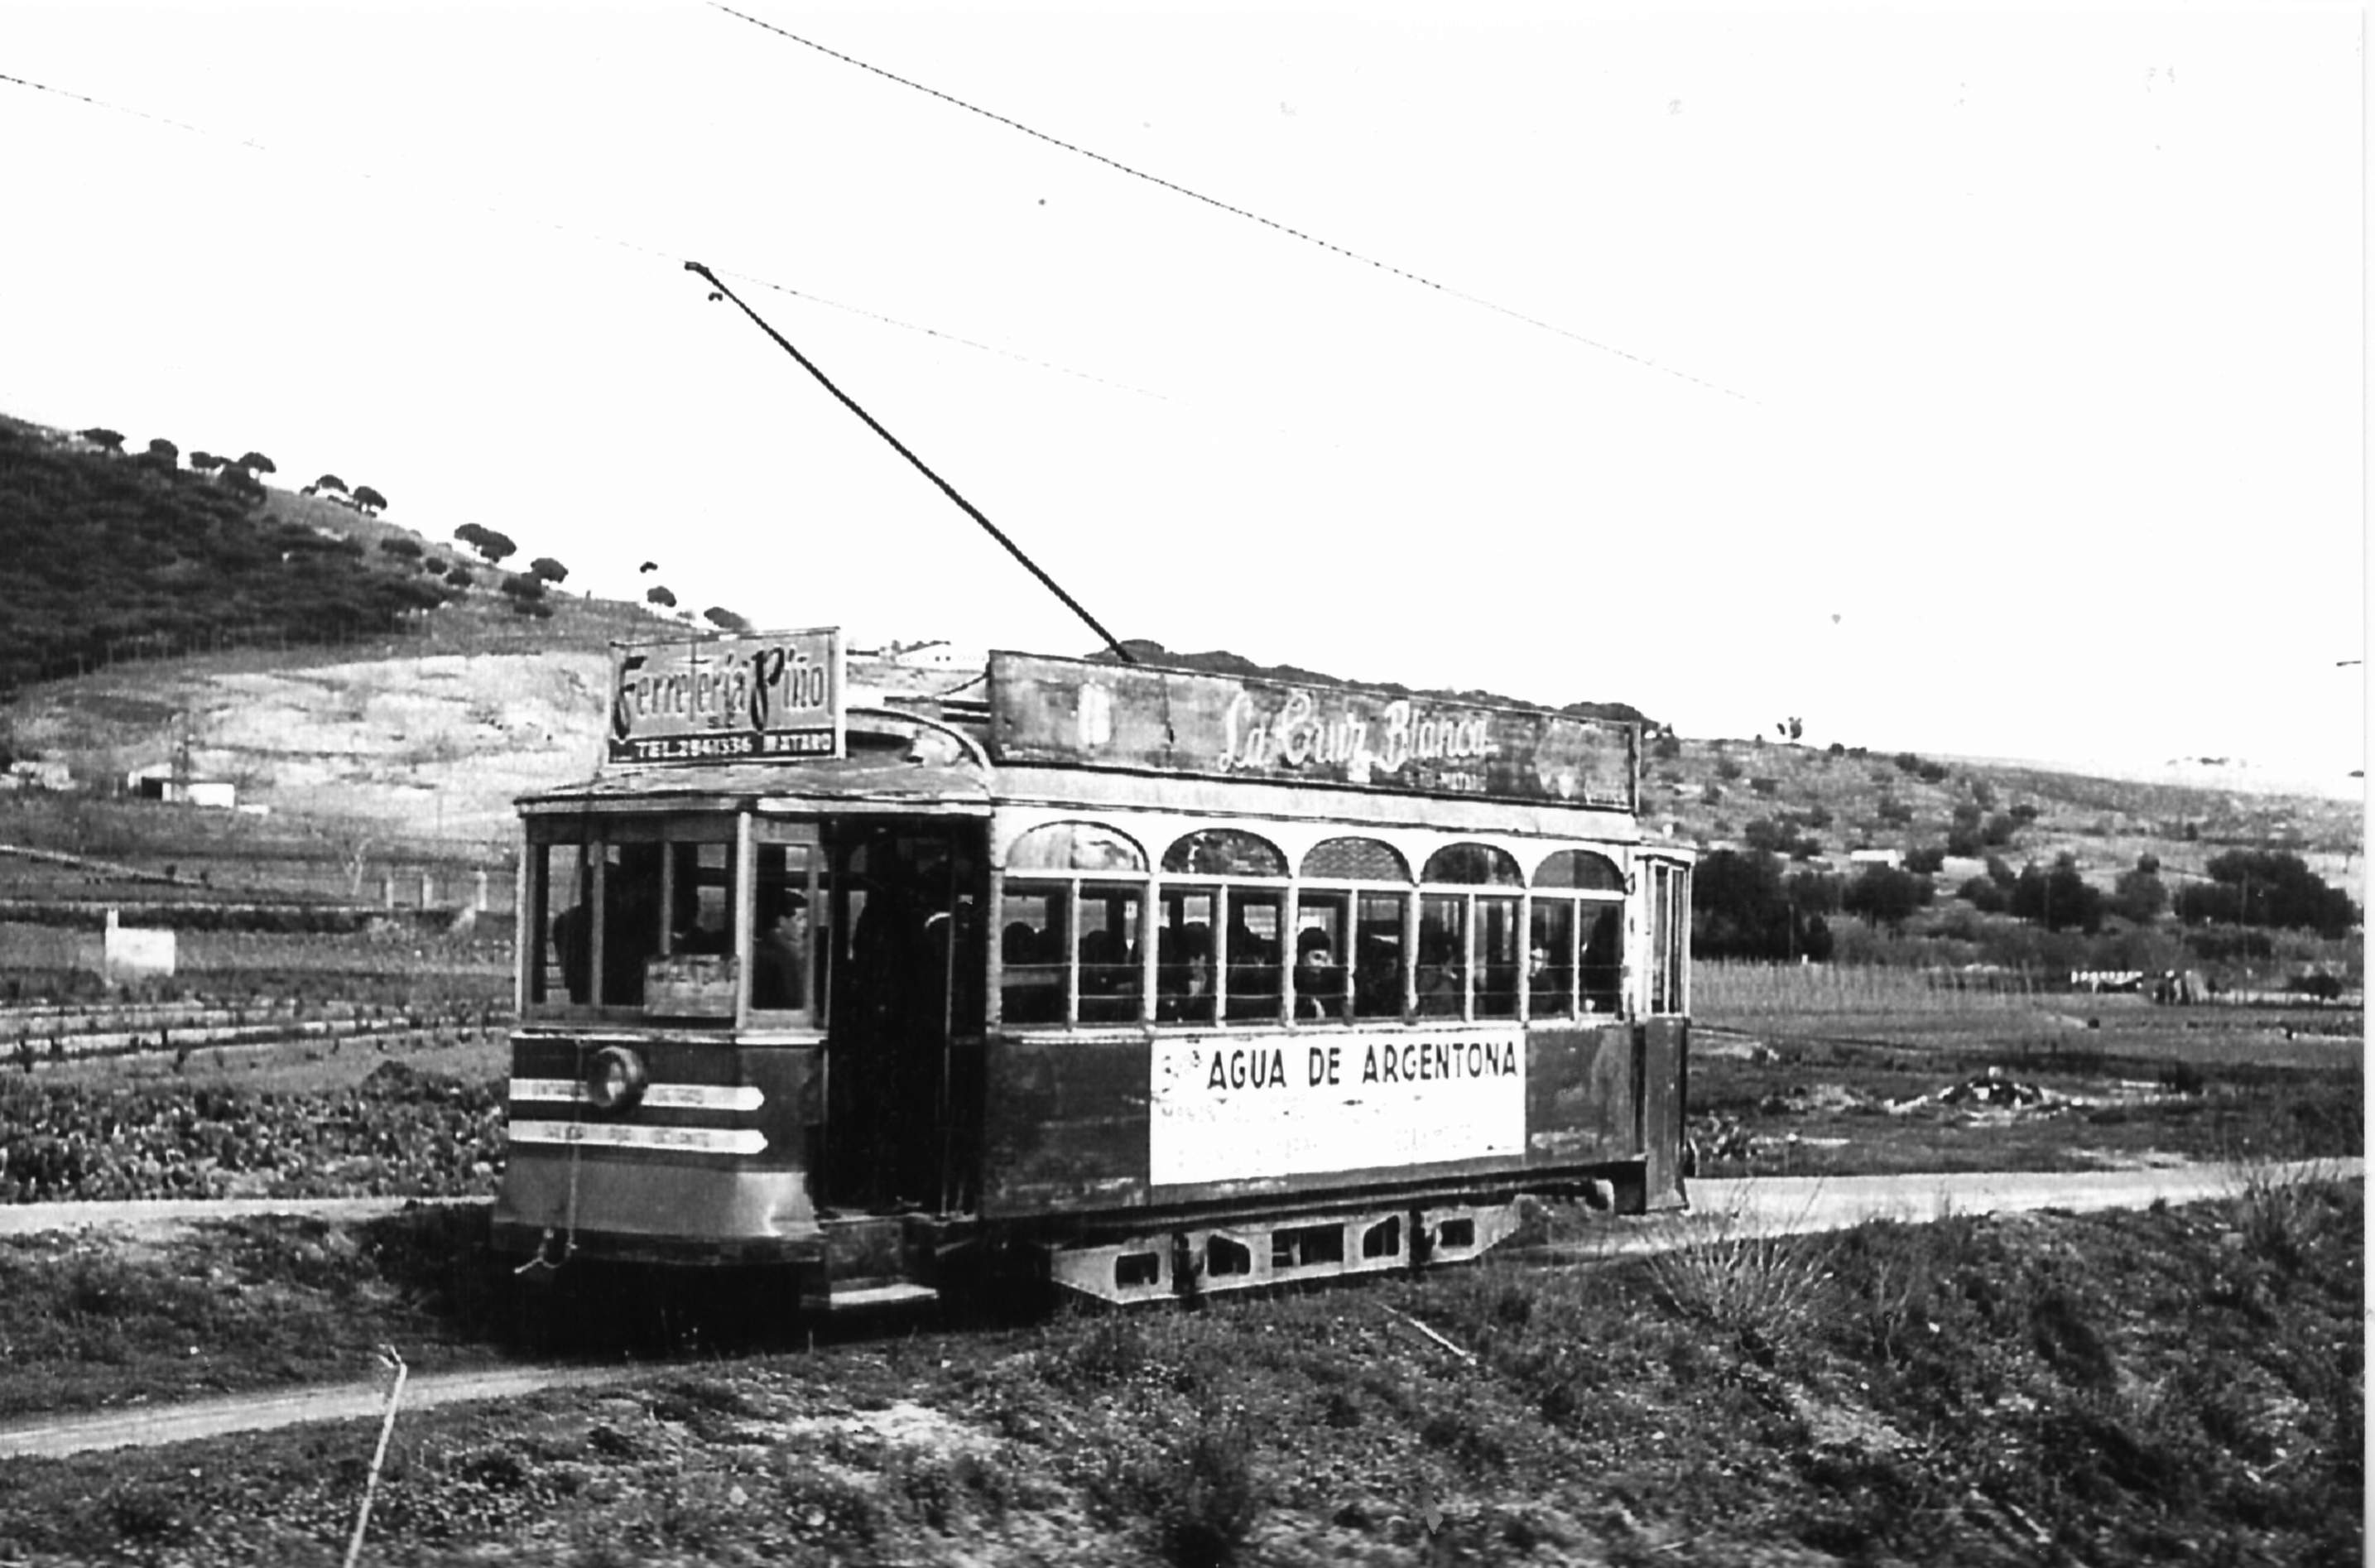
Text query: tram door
821 819 986 1214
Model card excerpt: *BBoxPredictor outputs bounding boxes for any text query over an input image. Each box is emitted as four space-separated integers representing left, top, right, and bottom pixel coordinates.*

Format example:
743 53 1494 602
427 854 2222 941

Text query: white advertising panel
1150 1028 1526 1188
607 628 844 766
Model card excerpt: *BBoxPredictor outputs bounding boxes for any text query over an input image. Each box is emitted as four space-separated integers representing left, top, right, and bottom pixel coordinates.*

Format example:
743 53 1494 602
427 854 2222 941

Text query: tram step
821 1277 940 1313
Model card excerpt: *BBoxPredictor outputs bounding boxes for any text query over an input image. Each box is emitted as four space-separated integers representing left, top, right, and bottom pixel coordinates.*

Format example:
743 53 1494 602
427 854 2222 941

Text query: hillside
0 408 2357 970
0 417 469 695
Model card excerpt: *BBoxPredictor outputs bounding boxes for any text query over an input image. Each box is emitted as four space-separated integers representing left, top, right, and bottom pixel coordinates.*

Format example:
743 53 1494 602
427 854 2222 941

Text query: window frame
993 820 1154 1030
521 810 748 1027
978 815 1678 1034
1159 828 1291 1028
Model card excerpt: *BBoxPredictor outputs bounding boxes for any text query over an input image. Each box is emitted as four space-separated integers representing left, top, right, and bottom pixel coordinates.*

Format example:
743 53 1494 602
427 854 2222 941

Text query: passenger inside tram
1527 940 1570 1015
602 844 662 1004
1352 933 1402 1017
1415 931 1464 1017
1077 927 1139 1022
1294 930 1344 1019
1156 922 1214 1022
751 893 810 1010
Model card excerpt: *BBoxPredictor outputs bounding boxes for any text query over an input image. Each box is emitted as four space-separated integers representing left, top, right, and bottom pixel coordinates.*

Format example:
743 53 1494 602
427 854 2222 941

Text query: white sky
2 1 2364 794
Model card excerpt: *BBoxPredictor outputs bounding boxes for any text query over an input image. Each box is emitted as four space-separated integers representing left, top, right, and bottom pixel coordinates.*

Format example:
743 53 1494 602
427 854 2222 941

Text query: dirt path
0 1160 2354 1460
1565 1158 2362 1261
0 1195 484 1239
0 1366 644 1460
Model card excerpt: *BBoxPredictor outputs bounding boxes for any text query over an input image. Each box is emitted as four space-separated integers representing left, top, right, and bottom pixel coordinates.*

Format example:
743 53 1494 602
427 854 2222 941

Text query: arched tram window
979 817 1670 1032
999 822 1149 1027
1418 844 1524 1022
1293 838 1410 1022
1531 849 1626 1018
1159 829 1288 1025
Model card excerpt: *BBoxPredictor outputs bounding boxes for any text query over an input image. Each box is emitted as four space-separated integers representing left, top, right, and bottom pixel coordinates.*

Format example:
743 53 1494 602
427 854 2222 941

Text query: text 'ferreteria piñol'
607 629 844 766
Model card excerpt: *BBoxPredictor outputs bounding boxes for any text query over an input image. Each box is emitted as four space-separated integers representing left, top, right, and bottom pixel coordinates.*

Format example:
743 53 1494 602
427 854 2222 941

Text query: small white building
126 766 236 809
4 758 73 791
1848 848 1905 871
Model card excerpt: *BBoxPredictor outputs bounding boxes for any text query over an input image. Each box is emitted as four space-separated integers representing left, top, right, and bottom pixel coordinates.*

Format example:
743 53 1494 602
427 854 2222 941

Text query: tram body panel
975 1019 1680 1221
977 1034 1153 1214
1522 1021 1641 1166
493 1031 826 1263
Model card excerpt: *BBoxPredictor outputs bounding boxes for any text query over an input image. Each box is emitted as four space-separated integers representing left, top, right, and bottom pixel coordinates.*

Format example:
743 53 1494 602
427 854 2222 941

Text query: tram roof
518 756 993 817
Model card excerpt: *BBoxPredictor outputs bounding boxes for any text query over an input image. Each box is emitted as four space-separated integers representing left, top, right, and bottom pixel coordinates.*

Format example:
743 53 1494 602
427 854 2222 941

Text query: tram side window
1000 820 1152 1028
599 841 663 1008
1579 903 1624 1012
1077 884 1143 1023
1156 890 1216 1024
1648 861 1690 1015
1298 838 1412 1022
999 887 1067 1025
1474 896 1522 1018
1535 850 1627 1018
1291 897 1349 1020
1416 895 1467 1017
1353 892 1407 1018
1224 891 1285 1022
666 840 736 956
533 841 590 1006
1528 901 1574 1019
1160 829 1287 1027
1417 843 1522 1022
751 840 816 1016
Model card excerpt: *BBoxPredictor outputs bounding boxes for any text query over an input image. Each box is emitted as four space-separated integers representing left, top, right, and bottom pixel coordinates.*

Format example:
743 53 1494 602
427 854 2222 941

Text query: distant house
126 765 235 808
4 758 73 791
1848 848 1905 871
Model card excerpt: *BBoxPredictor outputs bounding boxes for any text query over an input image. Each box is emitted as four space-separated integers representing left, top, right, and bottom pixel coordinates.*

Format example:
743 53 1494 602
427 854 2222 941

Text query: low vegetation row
0 1060 502 1204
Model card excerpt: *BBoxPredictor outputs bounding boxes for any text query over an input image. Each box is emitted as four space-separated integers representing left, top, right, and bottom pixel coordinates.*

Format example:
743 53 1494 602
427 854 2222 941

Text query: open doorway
820 820 984 1213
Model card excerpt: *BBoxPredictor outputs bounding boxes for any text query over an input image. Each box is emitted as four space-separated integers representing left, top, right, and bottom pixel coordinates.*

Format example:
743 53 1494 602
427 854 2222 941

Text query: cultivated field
1688 961 2362 1179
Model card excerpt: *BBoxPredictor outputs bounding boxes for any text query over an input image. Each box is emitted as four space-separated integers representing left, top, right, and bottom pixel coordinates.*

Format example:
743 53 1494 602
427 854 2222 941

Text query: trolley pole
685 261 1136 666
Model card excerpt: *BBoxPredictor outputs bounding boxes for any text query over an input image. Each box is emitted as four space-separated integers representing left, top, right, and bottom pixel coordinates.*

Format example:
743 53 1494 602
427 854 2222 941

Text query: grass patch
1643 1188 1834 1364
0 1205 515 1419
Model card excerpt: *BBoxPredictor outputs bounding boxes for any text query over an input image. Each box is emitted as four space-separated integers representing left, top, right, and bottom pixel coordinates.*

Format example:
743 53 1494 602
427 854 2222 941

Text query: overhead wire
0 55 1167 651
0 65 1180 411
708 2 1752 404
0 68 262 147
690 262 1137 664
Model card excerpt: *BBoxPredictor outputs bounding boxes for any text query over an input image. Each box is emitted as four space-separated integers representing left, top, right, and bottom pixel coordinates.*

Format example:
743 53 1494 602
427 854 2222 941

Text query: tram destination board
989 652 1637 810
606 628 846 767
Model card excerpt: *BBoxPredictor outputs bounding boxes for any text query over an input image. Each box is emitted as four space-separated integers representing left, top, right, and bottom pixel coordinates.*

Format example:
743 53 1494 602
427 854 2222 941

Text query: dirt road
0 1194 483 1239
0 1159 2353 1460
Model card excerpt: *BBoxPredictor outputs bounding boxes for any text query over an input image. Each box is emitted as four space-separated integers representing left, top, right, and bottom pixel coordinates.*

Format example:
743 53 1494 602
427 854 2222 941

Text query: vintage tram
493 630 1692 1306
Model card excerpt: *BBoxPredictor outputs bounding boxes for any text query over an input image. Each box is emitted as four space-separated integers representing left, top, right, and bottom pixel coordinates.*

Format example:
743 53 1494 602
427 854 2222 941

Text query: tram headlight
583 1046 647 1113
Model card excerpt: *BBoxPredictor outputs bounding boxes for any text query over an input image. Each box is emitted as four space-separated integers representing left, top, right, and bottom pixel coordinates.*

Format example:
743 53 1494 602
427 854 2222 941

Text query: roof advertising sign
607 628 844 767
989 652 1636 810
